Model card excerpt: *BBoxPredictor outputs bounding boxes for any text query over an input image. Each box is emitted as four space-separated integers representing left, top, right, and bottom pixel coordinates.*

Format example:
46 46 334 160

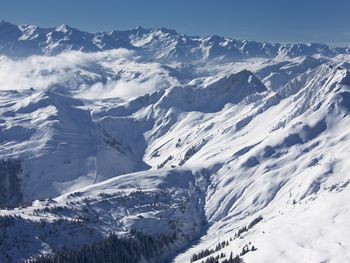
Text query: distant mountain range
0 20 349 60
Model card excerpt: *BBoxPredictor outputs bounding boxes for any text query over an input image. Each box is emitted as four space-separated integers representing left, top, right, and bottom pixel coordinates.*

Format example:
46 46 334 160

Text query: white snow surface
0 23 350 263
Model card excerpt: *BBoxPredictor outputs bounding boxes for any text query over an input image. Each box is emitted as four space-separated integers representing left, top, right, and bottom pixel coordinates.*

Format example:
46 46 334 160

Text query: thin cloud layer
0 49 134 92
0 48 179 99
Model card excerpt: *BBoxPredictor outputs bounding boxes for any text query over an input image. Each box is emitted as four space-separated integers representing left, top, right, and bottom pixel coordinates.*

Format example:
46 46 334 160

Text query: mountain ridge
1 20 349 60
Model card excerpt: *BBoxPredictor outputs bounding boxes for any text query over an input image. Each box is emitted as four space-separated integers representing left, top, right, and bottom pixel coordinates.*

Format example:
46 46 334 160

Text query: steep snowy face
172 66 350 263
254 56 325 90
204 65 350 220
0 69 267 201
0 22 350 263
156 70 266 113
0 90 155 201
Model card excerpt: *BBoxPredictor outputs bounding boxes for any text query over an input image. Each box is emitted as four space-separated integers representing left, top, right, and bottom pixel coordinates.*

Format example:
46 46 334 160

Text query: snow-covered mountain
1 20 350 61
0 21 350 263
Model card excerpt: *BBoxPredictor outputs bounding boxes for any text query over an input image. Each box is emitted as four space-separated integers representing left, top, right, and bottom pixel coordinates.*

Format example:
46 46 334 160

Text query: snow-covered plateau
0 21 350 263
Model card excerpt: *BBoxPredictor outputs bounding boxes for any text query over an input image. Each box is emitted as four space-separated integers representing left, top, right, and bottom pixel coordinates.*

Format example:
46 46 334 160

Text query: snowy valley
0 21 350 263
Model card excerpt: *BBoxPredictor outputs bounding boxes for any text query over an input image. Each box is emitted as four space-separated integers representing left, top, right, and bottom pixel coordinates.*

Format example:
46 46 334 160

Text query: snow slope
0 22 350 263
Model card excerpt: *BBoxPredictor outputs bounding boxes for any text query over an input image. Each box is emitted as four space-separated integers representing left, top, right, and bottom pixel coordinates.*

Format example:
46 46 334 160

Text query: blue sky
1 0 349 45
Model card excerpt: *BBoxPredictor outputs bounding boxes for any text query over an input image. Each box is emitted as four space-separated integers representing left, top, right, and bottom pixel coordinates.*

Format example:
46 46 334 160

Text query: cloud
0 49 135 91
80 76 167 99
0 48 178 100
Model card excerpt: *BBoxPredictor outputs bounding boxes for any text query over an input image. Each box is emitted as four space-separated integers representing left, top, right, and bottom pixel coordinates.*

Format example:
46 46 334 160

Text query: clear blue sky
1 0 349 45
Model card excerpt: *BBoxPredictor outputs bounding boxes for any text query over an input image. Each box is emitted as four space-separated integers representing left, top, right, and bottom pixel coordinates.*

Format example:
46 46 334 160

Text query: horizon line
1 19 349 48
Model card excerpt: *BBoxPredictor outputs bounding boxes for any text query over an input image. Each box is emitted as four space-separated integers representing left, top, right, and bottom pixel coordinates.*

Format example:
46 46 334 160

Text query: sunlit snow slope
0 21 350 263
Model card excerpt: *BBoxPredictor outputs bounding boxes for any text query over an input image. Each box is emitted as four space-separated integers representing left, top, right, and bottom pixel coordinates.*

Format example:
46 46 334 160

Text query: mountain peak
0 21 349 60
0 20 21 39
55 24 77 33
205 34 224 43
0 20 19 30
133 25 148 33
0 20 13 26
338 68 350 86
156 27 178 35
